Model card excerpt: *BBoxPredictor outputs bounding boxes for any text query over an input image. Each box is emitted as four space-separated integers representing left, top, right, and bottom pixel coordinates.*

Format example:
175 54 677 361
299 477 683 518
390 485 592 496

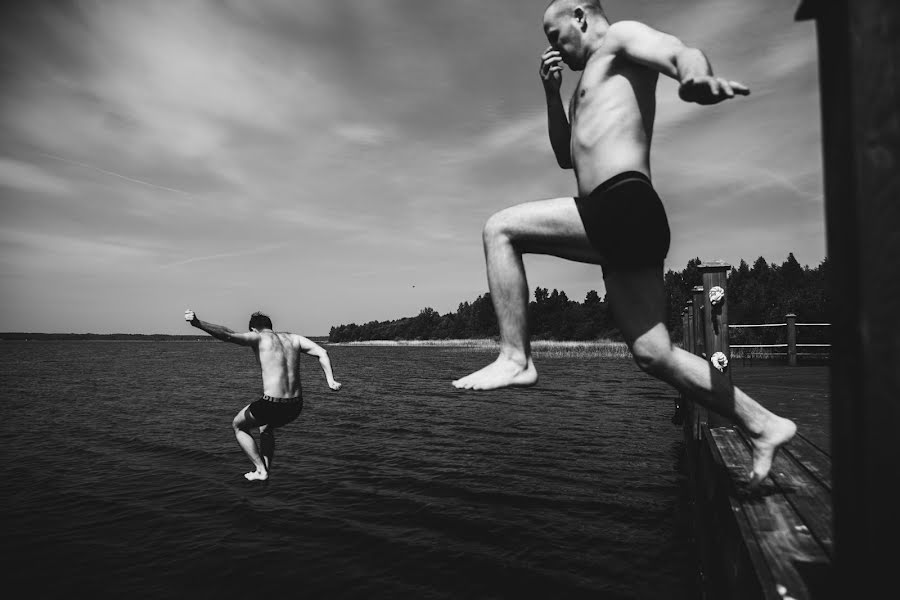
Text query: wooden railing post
685 301 694 355
796 2 900 594
700 262 731 429
699 261 731 378
691 285 705 357
786 313 798 366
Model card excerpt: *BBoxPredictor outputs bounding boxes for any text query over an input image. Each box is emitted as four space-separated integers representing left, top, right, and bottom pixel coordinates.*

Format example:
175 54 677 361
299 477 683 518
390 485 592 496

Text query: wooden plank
795 0 817 20
782 433 832 491
736 431 834 560
698 425 777 600
708 427 831 600
800 0 900 595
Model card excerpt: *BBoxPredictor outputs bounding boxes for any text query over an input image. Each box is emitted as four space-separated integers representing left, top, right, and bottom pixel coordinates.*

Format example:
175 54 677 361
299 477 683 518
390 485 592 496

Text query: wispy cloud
160 243 288 269
0 0 823 333
0 158 70 196
38 152 197 198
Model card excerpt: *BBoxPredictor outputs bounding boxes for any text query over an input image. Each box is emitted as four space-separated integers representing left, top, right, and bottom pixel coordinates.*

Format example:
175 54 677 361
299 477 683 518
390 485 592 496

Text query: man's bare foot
244 468 268 481
748 416 797 487
452 356 538 390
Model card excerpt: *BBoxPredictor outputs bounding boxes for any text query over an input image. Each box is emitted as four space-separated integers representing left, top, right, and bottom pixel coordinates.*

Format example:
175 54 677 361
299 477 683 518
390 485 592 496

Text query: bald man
452 0 795 487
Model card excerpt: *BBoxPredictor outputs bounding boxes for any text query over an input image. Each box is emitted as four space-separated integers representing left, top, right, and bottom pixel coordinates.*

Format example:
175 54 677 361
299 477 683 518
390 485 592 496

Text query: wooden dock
682 402 833 599
683 1 900 596
679 264 834 599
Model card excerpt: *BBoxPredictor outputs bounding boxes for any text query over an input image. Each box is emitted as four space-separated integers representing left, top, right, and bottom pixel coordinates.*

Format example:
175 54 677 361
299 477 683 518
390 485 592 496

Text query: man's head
543 0 608 71
248 311 273 331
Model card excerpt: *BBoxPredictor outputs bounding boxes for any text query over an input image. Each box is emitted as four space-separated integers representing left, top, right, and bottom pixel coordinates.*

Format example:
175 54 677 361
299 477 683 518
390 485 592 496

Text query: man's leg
603 266 797 485
453 197 602 390
232 406 268 481
259 424 274 472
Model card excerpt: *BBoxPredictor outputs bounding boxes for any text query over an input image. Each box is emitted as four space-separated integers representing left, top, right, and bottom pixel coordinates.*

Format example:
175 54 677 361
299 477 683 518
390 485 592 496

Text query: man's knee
482 210 515 245
630 335 675 377
232 408 252 432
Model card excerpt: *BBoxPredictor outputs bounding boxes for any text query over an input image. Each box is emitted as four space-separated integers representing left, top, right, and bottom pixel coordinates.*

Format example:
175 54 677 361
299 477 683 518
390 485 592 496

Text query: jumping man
452 0 796 486
185 309 342 481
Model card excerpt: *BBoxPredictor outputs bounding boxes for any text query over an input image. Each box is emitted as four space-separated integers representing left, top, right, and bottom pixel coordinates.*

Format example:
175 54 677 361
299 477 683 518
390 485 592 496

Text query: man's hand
679 76 749 105
540 46 564 92
184 309 199 326
328 380 342 391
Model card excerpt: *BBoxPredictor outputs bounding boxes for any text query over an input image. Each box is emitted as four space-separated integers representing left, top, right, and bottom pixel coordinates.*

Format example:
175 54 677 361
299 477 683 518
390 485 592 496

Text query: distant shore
0 333 329 342
330 338 633 358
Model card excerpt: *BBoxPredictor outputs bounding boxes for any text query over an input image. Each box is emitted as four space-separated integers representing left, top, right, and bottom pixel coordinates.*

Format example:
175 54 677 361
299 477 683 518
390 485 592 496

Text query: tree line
328 253 828 344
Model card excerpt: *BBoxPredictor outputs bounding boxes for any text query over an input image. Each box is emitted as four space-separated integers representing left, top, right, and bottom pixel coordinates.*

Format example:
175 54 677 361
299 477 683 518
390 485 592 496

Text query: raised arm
184 309 259 347
296 335 342 391
539 46 573 169
606 20 750 105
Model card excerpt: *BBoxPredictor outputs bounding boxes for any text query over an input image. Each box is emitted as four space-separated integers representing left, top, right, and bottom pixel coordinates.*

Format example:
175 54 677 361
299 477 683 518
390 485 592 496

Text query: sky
0 0 824 335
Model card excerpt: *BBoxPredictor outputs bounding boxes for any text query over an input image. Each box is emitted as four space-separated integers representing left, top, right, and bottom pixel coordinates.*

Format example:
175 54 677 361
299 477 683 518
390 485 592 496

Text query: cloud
334 123 390 146
0 0 824 333
160 243 288 269
0 228 153 270
0 158 71 196
37 152 197 198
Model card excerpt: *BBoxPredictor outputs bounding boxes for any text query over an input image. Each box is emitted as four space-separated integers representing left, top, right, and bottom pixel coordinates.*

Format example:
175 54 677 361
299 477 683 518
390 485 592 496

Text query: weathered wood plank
798 0 900 595
783 433 832 491
692 425 775 599
707 426 831 600
736 430 834 560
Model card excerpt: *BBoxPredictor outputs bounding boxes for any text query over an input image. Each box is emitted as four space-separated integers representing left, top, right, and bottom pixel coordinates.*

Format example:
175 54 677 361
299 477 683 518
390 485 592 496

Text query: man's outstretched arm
297 335 342 391
539 46 573 169
184 309 259 347
607 20 750 105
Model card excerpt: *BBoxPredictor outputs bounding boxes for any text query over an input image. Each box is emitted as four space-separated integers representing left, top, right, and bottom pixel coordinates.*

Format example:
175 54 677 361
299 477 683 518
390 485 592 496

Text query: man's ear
574 7 588 31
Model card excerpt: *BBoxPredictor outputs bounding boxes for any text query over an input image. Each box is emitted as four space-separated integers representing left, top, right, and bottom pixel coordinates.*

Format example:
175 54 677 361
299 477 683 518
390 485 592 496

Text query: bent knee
482 210 517 244
232 410 251 432
630 338 675 376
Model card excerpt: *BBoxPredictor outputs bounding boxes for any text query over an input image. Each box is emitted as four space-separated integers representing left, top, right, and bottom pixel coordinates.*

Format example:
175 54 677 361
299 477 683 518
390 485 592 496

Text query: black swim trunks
574 170 670 272
247 394 304 428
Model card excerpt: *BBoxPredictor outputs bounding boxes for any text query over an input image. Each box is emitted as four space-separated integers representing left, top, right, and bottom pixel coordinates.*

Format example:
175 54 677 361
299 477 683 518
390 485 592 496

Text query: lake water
2 341 702 599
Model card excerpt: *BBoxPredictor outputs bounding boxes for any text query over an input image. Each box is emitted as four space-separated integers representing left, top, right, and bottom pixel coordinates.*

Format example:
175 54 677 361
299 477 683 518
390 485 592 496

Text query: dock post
690 286 705 357
796 0 900 595
786 313 797 366
685 301 694 356
699 262 731 376
699 262 732 428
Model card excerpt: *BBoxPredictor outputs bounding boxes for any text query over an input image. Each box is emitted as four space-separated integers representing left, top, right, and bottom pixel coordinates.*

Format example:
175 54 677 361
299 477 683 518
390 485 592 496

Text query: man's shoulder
279 331 312 345
605 20 651 46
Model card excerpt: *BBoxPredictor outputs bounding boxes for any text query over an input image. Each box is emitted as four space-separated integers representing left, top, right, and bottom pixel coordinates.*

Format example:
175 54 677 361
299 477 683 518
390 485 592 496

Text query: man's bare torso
569 41 658 196
254 331 302 398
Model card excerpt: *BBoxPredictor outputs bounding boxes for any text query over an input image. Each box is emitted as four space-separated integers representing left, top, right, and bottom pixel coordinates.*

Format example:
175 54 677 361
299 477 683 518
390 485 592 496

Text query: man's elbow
675 47 709 74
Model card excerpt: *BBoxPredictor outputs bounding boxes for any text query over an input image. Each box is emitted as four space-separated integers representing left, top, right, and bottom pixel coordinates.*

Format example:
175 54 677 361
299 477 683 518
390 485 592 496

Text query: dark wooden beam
797 0 900 596
795 0 818 21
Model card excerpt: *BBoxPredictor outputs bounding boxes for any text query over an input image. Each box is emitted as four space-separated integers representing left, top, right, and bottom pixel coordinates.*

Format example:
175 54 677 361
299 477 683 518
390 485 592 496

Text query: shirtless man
452 0 796 486
184 309 342 481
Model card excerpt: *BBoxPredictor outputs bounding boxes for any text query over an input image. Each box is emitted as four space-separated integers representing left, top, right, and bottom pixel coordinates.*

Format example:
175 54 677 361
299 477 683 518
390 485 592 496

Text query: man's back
256 331 302 398
569 22 659 195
